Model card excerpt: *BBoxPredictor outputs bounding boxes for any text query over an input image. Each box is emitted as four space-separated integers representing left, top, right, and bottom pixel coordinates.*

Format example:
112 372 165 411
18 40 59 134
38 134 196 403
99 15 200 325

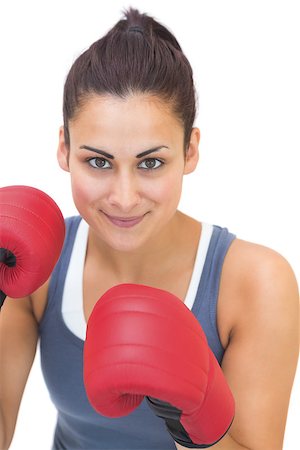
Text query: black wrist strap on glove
0 248 16 309
146 397 231 449
0 290 6 309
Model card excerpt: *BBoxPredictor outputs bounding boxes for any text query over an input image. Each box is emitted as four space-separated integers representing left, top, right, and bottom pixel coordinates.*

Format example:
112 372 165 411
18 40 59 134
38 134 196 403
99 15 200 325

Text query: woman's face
58 94 199 252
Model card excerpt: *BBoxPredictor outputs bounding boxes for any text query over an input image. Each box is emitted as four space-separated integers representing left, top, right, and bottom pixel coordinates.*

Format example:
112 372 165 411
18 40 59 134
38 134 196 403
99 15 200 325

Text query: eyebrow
80 145 114 159
79 145 169 159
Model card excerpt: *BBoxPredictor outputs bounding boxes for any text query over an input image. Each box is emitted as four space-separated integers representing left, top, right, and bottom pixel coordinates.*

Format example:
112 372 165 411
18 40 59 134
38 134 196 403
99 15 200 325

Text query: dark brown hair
63 7 197 151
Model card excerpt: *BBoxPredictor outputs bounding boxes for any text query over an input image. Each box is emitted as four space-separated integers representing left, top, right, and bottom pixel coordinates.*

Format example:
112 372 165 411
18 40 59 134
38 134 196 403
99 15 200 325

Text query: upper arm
0 296 39 448
219 243 299 449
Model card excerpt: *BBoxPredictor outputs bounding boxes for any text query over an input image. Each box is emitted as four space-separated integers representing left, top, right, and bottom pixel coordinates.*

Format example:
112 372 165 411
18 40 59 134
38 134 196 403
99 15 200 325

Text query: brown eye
139 158 164 170
88 157 111 169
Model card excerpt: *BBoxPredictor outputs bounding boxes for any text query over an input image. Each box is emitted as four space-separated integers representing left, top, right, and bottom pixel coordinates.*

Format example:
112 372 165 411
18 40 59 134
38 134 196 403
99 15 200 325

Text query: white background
1 0 299 448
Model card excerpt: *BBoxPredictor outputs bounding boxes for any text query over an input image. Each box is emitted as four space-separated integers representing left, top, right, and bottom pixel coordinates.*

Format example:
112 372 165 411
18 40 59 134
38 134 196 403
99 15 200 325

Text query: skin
59 94 199 255
0 93 299 450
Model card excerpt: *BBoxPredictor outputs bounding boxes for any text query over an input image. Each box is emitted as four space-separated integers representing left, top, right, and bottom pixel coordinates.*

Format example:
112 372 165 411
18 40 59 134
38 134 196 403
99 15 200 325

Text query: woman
0 7 298 450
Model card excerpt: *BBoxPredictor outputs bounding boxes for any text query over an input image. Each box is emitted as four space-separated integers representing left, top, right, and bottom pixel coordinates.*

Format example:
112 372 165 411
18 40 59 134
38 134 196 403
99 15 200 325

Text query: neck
87 211 197 283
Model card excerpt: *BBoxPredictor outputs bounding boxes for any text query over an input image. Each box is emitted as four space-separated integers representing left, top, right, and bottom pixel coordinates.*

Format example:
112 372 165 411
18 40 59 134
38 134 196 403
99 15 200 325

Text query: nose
107 170 141 213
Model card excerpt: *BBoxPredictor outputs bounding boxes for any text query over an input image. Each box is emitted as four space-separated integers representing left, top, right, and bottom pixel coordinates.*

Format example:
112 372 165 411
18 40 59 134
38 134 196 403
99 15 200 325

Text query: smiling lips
103 212 146 228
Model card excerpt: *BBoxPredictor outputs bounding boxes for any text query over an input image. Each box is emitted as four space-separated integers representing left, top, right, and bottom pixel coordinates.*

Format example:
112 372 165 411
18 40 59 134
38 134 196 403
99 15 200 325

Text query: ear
183 127 200 174
57 126 70 172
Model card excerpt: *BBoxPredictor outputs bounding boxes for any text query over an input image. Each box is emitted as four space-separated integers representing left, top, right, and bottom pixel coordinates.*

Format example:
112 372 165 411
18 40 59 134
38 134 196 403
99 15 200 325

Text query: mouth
102 212 147 228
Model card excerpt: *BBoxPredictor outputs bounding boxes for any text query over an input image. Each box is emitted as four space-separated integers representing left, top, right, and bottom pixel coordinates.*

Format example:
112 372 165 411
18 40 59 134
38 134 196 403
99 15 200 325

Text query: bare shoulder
219 237 299 332
225 237 298 285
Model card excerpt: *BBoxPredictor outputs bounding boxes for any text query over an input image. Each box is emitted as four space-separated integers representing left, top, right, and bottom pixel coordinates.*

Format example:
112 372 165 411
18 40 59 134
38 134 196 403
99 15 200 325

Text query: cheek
69 171 99 209
145 171 183 206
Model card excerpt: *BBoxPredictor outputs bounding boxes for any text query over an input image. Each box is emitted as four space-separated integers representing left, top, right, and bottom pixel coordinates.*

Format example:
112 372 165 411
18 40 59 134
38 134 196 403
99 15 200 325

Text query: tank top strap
191 225 236 363
40 216 82 327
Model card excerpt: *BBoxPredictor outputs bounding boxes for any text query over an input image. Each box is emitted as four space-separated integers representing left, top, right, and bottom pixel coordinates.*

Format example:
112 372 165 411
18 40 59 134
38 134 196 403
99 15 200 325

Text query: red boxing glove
0 185 65 306
84 284 235 448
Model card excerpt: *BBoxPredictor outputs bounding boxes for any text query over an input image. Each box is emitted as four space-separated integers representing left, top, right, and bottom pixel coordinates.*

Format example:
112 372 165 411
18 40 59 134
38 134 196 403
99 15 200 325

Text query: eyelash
86 157 165 171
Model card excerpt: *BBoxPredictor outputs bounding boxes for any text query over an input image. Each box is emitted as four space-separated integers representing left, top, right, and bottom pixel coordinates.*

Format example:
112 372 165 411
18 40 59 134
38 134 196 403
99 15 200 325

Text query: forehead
69 93 183 143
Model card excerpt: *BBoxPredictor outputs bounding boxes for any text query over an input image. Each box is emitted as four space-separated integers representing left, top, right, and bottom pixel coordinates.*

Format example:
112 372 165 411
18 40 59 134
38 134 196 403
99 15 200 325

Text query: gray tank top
39 215 236 449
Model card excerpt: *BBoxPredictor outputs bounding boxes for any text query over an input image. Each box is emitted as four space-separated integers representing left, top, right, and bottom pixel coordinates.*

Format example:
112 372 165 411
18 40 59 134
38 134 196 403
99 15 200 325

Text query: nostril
108 189 141 211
